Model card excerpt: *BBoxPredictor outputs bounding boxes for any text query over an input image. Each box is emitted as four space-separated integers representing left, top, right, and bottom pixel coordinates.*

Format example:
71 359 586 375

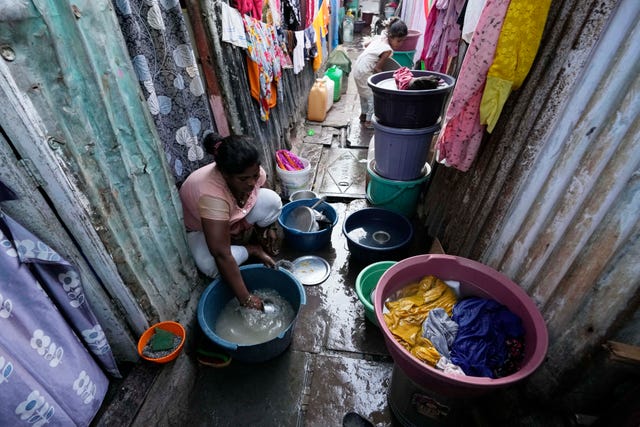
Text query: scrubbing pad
149 328 178 351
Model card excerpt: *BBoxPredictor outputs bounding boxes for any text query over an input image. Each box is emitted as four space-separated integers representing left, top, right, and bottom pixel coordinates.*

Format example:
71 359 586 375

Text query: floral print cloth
0 200 119 425
243 15 284 121
113 0 214 185
434 0 511 171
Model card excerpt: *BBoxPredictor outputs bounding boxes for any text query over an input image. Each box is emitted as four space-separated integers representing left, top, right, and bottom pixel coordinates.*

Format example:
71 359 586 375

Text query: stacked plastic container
391 30 422 69
366 68 455 218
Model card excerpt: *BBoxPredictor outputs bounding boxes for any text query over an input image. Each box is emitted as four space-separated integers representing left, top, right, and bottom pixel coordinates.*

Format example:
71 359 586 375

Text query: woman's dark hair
386 17 408 38
203 132 261 175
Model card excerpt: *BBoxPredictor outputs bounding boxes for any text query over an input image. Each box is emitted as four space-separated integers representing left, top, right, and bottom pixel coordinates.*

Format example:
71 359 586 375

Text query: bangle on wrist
242 294 253 306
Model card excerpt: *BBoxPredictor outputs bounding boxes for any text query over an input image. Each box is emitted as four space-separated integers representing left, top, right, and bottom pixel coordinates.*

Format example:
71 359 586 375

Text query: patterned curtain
113 0 215 185
0 181 119 425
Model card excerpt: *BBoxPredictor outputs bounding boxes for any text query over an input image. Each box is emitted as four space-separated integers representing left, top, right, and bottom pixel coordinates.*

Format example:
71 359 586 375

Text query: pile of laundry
393 67 441 90
383 275 525 379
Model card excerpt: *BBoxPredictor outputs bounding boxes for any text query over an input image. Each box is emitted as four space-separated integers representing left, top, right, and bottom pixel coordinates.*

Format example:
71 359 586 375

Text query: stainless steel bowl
289 190 318 202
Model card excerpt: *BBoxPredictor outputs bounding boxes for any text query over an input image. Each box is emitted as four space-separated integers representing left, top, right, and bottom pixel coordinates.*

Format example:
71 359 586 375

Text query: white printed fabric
113 0 215 185
0 206 118 425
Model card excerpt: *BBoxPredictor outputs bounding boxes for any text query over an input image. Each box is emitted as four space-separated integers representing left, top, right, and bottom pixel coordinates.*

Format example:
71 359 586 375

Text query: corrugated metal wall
0 0 200 343
423 0 639 398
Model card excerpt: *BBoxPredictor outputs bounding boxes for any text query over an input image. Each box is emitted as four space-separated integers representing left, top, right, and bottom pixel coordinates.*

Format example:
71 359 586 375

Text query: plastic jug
307 79 328 122
324 65 343 102
320 76 334 112
343 10 354 43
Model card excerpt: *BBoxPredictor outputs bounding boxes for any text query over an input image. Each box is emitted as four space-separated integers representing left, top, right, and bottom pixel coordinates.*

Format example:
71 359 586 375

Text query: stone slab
315 147 368 199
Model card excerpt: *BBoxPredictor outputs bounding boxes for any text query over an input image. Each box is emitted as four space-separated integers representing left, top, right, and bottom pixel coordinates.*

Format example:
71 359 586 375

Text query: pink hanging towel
434 0 511 171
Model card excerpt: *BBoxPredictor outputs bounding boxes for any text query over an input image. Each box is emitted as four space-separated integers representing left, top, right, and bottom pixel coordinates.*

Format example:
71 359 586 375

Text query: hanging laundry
234 0 264 20
383 275 458 366
479 0 552 132
247 55 278 109
312 0 329 71
401 0 430 64
419 3 438 65
303 26 318 60
220 2 248 48
262 0 282 27
421 0 466 74
243 15 283 120
276 27 294 69
305 0 316 27
283 0 302 29
330 0 339 50
461 0 487 43
434 0 510 171
293 30 306 73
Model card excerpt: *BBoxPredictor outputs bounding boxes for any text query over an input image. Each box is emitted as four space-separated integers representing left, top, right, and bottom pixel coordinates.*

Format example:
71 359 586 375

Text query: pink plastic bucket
374 254 548 397
397 29 422 51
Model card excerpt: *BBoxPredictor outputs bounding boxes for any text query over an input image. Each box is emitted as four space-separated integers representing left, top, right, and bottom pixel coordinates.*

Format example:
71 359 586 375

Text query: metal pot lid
290 255 330 286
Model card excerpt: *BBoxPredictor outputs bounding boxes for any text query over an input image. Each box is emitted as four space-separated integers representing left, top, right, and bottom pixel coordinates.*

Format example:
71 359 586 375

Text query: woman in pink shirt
179 133 282 311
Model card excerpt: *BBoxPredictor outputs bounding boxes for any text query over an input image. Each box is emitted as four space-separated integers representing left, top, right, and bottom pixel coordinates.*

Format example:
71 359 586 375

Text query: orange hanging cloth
246 55 277 113
312 0 329 71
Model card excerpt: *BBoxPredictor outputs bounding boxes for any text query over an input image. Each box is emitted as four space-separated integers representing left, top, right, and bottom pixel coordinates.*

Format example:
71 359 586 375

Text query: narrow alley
95 33 566 427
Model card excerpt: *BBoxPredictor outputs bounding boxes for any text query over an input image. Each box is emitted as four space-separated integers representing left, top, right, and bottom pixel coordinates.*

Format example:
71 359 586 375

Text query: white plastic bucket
276 157 313 198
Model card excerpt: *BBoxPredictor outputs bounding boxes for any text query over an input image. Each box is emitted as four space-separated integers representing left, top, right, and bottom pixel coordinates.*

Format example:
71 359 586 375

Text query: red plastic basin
374 254 548 397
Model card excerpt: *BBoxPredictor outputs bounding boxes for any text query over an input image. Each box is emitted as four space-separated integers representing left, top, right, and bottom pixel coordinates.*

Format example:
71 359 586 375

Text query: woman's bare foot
256 224 282 256
246 244 275 268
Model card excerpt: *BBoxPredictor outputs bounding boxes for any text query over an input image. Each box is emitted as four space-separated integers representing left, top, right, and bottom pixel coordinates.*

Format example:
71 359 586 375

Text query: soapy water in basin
215 289 295 345
347 224 407 248
375 77 447 90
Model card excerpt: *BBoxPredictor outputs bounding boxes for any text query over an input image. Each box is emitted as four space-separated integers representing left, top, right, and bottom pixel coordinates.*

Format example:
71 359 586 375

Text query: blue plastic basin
343 208 414 264
197 264 306 363
278 198 338 252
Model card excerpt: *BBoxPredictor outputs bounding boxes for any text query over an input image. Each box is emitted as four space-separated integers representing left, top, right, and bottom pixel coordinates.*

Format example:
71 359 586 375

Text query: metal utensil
274 259 295 271
286 197 327 232
262 298 279 315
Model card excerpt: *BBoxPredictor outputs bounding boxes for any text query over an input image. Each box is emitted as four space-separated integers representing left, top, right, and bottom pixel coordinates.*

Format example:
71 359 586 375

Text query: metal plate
291 255 331 286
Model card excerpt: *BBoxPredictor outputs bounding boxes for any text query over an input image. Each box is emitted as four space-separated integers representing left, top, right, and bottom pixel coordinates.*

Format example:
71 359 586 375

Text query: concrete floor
95 32 575 427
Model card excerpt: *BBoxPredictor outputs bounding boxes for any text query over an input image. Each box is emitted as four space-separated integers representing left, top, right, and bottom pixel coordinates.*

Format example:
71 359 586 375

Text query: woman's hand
240 293 264 311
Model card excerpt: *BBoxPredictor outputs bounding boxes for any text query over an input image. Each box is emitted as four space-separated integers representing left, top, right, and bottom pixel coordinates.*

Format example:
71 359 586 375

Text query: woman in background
352 17 408 129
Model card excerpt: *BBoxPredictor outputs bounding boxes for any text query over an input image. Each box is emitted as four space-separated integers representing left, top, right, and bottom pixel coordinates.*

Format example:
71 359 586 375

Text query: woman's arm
202 218 263 310
373 50 393 74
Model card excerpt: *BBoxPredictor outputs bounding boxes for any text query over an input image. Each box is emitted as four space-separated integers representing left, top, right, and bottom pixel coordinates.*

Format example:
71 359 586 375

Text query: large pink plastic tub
374 254 548 397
